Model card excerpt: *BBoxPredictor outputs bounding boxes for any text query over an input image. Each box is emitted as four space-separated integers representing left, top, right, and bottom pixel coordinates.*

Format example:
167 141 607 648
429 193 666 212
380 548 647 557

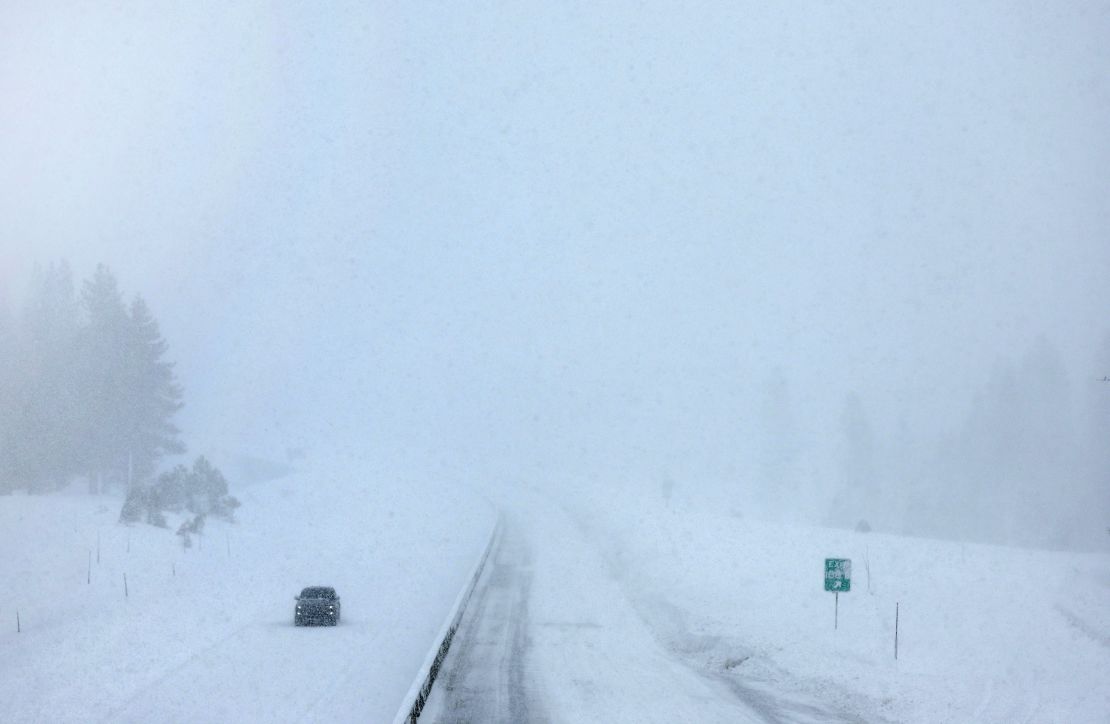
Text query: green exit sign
825 558 851 592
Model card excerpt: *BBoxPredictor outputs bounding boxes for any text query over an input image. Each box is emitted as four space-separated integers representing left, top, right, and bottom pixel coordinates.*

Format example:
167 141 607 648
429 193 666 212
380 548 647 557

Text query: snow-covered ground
566 484 1110 723
5 465 1106 723
0 454 495 723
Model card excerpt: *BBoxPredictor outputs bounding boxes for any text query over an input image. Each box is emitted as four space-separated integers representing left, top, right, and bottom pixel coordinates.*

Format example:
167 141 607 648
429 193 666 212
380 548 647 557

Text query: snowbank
569 488 1110 723
0 457 494 723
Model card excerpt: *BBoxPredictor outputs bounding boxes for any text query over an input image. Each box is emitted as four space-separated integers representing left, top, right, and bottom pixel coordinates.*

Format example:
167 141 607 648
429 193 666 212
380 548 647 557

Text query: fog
2 2 1108 547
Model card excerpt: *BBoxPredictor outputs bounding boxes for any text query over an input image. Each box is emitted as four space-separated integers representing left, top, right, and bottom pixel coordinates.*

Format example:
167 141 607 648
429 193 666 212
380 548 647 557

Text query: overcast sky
2 1 1108 484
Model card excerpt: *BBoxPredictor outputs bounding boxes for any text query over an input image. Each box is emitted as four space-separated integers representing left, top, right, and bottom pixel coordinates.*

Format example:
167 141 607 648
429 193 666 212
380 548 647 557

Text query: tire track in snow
422 519 542 722
297 624 383 723
563 503 876 724
1055 604 1110 649
101 621 254 724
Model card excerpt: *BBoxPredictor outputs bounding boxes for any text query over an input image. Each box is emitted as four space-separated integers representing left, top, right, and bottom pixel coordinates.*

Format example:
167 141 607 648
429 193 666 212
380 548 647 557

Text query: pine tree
122 296 184 483
131 457 239 530
0 295 17 492
78 264 134 492
191 455 237 520
154 464 191 511
79 266 185 492
12 262 82 492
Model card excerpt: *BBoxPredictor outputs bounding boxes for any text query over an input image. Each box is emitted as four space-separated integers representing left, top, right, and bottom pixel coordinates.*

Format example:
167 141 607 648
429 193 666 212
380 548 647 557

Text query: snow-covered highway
421 483 1110 723
423 494 852 723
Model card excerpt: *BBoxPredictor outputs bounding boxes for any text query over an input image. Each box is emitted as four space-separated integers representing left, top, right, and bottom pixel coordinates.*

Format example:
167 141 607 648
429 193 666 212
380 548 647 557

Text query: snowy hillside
0 454 494 723
566 484 1110 723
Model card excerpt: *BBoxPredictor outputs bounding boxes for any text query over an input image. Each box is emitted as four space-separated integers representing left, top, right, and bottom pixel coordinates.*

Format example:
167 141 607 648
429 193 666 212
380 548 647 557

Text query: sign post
824 558 851 629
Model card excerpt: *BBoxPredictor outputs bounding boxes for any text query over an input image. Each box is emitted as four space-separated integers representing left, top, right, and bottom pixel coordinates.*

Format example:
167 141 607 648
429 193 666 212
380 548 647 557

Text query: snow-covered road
423 495 852 723
420 520 542 722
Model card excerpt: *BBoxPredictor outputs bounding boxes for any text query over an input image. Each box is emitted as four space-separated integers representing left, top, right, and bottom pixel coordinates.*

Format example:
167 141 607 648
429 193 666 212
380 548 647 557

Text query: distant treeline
746 336 1110 549
0 261 183 494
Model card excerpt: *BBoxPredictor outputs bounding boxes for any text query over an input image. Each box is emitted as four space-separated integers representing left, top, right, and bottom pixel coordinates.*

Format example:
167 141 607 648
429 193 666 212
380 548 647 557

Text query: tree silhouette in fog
0 262 184 494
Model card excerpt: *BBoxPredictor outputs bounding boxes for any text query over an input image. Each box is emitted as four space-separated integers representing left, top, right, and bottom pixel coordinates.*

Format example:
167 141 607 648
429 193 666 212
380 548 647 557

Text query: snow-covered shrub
176 513 205 548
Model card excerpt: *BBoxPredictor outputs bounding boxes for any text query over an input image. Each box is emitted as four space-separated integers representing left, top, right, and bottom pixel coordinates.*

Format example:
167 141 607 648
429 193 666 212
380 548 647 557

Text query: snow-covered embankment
0 455 494 723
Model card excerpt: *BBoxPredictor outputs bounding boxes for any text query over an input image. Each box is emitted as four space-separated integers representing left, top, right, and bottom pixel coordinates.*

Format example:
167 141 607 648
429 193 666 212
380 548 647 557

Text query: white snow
0 453 495 723
2 466 1107 723
565 483 1110 723
424 501 769 723
2 1 1108 721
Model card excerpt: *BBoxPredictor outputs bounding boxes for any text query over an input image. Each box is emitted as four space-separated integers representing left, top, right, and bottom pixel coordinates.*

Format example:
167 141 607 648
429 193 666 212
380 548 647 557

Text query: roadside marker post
825 558 851 630
895 602 900 659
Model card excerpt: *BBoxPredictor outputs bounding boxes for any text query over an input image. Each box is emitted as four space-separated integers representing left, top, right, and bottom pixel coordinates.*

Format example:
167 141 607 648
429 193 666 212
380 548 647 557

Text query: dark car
294 586 341 626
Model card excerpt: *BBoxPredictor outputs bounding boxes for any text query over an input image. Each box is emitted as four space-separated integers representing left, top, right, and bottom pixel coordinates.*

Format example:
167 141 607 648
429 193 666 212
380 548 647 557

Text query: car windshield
300 588 335 600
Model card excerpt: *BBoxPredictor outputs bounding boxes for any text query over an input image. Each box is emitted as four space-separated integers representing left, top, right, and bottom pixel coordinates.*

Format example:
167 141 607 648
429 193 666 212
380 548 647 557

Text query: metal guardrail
392 514 503 724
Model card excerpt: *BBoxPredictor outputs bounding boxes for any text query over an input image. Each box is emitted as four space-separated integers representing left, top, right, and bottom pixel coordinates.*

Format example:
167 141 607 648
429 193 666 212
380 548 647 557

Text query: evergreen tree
122 296 184 483
11 262 82 492
119 485 146 523
176 513 205 548
78 264 134 492
0 296 17 493
154 464 191 512
119 485 167 527
191 455 238 520
1 262 186 498
126 457 240 529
